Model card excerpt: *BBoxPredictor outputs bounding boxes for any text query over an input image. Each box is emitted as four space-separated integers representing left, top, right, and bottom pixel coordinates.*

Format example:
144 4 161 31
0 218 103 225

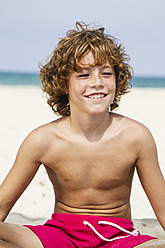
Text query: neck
69 111 112 142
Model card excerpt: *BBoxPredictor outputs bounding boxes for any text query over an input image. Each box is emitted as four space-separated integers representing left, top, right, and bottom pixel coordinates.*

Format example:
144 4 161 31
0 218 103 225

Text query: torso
39 113 139 219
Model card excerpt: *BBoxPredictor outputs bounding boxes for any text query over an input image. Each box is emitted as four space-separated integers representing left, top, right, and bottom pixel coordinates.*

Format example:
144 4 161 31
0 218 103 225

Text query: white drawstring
98 221 139 236
83 220 139 242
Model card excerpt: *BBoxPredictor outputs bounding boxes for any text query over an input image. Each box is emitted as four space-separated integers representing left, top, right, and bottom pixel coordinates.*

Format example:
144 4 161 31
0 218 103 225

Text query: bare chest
43 137 137 191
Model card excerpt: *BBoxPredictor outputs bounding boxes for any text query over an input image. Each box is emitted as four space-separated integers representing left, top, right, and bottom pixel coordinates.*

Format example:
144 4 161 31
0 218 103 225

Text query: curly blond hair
39 22 133 116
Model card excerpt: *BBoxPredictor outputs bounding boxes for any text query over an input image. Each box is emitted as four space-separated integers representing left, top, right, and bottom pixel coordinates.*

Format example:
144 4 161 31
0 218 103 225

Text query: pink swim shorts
25 213 156 248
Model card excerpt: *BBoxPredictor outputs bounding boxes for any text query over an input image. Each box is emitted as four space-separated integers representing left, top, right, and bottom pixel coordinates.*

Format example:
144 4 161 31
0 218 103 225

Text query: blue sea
0 72 165 88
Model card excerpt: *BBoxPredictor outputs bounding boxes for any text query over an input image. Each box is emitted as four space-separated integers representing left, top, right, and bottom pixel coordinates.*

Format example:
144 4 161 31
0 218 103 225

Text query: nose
89 77 103 88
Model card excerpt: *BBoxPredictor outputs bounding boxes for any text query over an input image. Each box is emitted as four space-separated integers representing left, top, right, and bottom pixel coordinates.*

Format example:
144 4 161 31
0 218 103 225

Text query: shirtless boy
0 22 165 248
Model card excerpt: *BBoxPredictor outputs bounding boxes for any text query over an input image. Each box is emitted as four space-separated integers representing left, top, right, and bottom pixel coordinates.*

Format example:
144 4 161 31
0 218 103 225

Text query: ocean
0 72 165 88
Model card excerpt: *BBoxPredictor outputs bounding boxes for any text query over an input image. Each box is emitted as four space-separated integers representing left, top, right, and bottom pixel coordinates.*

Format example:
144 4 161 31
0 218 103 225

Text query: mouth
85 93 107 99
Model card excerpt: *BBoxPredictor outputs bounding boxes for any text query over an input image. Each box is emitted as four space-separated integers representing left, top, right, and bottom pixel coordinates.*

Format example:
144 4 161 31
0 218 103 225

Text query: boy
0 22 165 248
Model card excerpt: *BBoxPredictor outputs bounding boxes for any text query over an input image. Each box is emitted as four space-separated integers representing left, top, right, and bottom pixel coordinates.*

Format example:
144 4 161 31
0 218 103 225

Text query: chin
86 108 109 115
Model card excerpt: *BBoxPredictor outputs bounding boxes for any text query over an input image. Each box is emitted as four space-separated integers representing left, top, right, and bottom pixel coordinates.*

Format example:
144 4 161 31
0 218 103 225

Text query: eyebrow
80 65 112 70
101 65 112 69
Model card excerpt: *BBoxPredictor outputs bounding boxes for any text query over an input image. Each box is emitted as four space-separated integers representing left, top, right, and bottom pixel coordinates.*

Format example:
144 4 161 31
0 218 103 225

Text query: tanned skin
0 52 165 247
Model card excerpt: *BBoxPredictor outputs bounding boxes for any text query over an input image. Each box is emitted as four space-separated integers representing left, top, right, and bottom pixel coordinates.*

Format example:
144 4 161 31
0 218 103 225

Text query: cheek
74 83 87 95
68 84 84 100
109 82 116 103
110 81 116 94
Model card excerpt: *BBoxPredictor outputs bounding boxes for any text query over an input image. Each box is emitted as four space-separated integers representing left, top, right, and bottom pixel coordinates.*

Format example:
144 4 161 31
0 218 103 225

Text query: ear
65 85 69 95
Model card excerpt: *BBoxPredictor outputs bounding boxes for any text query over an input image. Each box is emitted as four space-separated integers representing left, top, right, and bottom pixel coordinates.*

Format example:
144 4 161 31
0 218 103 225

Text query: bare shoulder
26 116 67 140
19 117 67 159
112 113 155 146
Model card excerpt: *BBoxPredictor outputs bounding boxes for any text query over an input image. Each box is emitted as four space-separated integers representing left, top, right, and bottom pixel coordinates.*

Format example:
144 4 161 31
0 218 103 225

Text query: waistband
51 213 134 226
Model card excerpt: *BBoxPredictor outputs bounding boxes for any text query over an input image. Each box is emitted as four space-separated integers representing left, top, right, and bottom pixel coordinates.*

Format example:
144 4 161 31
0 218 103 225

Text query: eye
78 74 89 78
102 72 113 76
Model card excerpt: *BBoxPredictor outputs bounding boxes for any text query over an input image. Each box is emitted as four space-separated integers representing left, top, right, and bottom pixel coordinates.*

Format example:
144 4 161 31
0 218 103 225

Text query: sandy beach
0 85 165 237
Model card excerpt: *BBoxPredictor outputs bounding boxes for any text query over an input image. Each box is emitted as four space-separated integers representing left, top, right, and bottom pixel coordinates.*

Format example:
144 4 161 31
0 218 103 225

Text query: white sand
0 85 165 222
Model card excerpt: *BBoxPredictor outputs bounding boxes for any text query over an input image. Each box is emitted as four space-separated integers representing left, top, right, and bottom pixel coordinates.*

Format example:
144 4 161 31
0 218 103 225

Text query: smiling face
68 51 116 116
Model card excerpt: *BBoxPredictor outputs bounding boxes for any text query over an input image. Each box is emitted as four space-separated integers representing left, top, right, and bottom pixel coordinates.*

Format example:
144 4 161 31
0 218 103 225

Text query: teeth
88 94 105 99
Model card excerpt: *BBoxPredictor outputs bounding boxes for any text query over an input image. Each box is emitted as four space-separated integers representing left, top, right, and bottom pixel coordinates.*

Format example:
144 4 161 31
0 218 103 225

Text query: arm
0 128 44 221
135 124 165 230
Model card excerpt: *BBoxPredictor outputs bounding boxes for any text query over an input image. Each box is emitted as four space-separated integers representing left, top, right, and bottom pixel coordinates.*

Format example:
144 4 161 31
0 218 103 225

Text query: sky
0 0 165 77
